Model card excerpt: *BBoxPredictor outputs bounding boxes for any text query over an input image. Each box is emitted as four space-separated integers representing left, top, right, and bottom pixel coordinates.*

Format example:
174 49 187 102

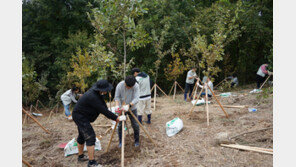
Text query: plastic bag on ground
191 98 211 106
249 89 262 94
64 137 102 157
219 92 232 97
166 117 183 137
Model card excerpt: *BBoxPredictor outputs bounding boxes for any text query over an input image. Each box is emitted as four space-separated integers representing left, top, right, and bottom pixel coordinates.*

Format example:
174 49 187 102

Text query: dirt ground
22 86 273 167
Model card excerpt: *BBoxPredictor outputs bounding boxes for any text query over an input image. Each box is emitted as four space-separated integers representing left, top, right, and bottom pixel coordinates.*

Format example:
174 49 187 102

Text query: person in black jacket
72 80 126 167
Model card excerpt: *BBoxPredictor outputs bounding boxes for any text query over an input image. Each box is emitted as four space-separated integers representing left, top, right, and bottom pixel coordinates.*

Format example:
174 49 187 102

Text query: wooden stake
36 100 39 110
205 84 209 126
109 92 112 109
188 86 204 116
220 144 273 155
22 108 51 134
189 82 198 100
94 125 112 127
173 81 177 100
230 127 273 139
176 81 185 92
259 75 271 89
22 159 32 167
47 110 54 122
150 84 156 92
128 109 156 146
156 84 168 97
106 121 119 153
212 105 248 109
121 111 125 167
214 78 226 89
208 86 229 118
153 84 157 111
32 105 42 114
37 100 47 109
168 82 175 96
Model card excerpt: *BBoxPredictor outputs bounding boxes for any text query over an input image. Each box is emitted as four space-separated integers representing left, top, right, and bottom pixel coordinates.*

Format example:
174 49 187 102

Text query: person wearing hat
132 68 152 124
114 75 140 147
72 80 126 167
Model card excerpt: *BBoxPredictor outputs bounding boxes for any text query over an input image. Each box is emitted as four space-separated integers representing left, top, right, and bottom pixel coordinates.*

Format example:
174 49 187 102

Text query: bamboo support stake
188 86 204 116
189 82 198 100
173 81 177 100
37 100 47 109
104 127 112 134
168 83 175 96
22 159 32 167
205 84 209 126
150 84 156 92
121 111 125 167
259 75 271 89
106 121 119 152
156 84 168 97
109 92 112 109
128 109 156 146
176 82 185 92
23 105 32 125
32 105 42 114
212 105 248 109
208 86 229 118
95 125 112 127
214 78 226 88
220 144 273 155
22 109 51 134
153 84 157 111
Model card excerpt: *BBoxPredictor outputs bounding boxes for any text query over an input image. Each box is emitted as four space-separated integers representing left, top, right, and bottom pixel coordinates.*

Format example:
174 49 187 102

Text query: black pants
256 74 266 89
72 112 96 146
118 109 140 143
184 83 194 100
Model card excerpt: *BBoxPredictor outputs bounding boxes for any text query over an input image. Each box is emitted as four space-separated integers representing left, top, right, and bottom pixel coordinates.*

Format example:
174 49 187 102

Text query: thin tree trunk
123 31 127 79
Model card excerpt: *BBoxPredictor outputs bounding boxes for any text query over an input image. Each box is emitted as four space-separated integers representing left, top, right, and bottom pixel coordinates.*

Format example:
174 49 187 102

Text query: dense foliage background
22 0 273 106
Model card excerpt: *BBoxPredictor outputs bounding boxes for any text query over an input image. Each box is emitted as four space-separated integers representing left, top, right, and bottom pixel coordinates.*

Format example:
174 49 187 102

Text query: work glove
114 106 120 110
118 115 126 121
122 104 130 111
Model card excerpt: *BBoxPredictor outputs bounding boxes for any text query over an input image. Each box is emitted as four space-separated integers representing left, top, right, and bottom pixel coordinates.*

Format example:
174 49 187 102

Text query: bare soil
22 87 273 167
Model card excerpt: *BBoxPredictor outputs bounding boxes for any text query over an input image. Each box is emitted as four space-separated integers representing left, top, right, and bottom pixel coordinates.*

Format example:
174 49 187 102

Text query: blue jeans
118 109 140 143
64 104 71 116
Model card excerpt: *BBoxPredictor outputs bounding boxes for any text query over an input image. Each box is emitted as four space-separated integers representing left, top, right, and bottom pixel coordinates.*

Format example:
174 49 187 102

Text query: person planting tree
256 64 273 89
61 86 82 120
132 68 152 124
114 75 140 147
72 80 126 167
184 67 198 101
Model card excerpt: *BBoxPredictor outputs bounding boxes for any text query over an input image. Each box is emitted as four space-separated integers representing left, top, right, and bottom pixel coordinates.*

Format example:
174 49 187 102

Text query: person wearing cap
256 64 273 89
184 67 198 101
60 86 81 120
114 75 140 147
132 68 152 124
72 80 126 167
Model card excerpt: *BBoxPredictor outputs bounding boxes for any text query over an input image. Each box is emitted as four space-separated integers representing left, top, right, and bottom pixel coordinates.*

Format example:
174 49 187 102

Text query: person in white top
256 64 273 89
132 68 152 124
196 77 213 98
60 86 81 120
184 67 198 101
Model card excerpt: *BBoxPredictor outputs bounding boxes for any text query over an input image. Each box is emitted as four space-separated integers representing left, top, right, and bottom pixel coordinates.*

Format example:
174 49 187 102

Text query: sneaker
118 143 122 148
134 142 139 147
87 160 102 167
78 154 88 162
67 115 73 120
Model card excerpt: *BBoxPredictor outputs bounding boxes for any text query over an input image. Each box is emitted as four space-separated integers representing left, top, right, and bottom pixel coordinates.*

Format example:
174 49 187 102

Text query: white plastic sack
249 89 262 94
191 98 211 106
166 117 183 137
219 92 232 97
64 137 102 157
